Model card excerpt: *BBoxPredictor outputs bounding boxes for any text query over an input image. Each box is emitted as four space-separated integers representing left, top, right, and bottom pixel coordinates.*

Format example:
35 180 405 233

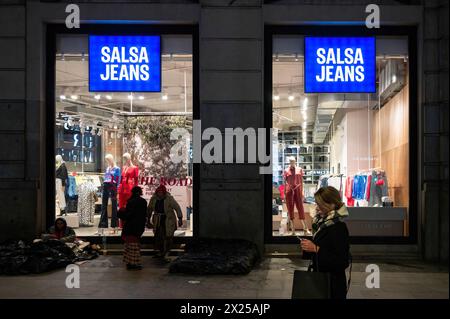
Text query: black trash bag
0 239 81 276
0 255 30 276
169 238 260 275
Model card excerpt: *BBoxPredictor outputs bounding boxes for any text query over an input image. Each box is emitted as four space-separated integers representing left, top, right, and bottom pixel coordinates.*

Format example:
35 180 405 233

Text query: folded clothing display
0 239 99 276
169 238 260 275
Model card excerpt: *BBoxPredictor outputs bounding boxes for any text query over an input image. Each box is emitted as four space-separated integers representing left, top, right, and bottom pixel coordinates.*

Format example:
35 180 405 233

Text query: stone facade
0 0 447 262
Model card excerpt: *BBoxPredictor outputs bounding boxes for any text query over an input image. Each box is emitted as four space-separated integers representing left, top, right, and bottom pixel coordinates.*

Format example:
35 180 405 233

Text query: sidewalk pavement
0 256 447 299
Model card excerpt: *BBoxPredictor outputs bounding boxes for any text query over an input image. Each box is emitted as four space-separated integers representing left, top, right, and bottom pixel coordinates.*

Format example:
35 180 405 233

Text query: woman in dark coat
301 186 351 299
118 186 147 270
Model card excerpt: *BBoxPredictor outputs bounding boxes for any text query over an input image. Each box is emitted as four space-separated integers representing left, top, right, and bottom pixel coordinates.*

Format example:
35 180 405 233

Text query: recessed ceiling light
288 95 294 101
59 95 66 100
273 95 280 101
128 94 134 100
161 94 168 101
138 96 144 100
70 95 78 100
94 94 101 100
106 95 112 100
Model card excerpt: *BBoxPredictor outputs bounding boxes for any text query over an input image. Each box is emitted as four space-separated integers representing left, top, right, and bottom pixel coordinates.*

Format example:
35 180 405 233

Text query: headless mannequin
284 158 310 235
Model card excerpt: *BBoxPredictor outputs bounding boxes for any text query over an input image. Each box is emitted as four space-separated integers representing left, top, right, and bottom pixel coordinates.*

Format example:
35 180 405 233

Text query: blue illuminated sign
304 37 376 93
89 35 161 92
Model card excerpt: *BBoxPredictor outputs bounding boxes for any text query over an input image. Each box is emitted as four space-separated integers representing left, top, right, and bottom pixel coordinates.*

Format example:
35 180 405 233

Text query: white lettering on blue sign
89 35 161 92
304 37 376 93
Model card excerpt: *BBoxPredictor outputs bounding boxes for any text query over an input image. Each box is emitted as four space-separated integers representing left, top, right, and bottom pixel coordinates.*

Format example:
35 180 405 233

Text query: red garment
345 176 355 207
365 175 372 200
283 166 305 220
118 166 139 228
279 184 285 201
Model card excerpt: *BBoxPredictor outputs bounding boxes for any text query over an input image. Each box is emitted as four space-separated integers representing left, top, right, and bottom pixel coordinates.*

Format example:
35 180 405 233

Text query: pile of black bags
169 238 260 275
0 240 98 276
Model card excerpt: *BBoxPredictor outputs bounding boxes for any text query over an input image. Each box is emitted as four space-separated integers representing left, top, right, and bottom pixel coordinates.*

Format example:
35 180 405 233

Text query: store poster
123 116 192 218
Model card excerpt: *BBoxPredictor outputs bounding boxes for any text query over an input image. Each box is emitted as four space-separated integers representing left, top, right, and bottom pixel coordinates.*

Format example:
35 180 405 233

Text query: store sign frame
304 37 376 93
89 35 161 92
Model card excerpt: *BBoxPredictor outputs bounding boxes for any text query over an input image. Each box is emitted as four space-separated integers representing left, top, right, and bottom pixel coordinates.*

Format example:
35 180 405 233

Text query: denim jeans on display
99 182 118 228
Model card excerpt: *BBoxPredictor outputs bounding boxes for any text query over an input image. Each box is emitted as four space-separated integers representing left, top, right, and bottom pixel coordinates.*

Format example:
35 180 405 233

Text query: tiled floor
0 257 447 299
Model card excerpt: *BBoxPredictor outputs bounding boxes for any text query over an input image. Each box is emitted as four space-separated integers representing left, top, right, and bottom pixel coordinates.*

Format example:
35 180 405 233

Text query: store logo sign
89 35 161 92
304 37 376 93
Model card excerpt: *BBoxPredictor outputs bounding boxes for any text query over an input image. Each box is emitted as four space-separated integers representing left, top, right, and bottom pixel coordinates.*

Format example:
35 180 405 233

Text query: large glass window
54 34 194 237
272 35 410 238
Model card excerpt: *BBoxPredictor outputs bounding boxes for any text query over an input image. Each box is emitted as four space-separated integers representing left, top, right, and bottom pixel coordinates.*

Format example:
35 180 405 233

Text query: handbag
292 249 331 299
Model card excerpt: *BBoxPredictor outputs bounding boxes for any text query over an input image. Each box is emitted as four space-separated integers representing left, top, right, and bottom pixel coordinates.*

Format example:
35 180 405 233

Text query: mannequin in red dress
283 157 310 235
118 153 139 228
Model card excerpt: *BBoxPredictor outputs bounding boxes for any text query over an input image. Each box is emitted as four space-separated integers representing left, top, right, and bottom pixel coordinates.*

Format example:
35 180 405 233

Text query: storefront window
54 34 194 237
272 35 410 238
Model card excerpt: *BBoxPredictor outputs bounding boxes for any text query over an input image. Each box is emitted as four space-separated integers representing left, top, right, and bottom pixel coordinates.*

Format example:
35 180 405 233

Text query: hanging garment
283 166 305 220
56 163 68 186
118 166 139 209
345 176 354 207
352 175 367 200
370 171 389 206
77 181 97 226
67 175 78 198
55 178 66 211
365 174 372 201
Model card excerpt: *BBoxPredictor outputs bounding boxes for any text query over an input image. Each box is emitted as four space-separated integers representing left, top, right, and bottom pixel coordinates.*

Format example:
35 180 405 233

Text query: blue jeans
99 182 118 228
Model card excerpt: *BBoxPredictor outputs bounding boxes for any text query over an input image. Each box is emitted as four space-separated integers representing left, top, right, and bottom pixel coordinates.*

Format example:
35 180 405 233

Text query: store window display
272 34 410 237
54 33 194 237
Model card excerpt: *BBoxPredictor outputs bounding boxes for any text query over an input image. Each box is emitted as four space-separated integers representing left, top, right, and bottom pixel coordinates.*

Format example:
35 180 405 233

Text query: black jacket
311 221 350 299
56 163 68 186
118 196 148 238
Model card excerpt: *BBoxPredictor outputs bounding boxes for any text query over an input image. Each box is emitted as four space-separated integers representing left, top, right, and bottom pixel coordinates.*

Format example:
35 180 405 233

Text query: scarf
312 205 349 239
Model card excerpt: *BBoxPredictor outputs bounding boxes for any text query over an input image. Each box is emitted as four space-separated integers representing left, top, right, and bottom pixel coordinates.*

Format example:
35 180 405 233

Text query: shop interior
54 34 193 237
272 36 410 237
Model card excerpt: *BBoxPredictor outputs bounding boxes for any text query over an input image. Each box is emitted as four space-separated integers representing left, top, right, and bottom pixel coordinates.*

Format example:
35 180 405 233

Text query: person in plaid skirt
118 186 147 270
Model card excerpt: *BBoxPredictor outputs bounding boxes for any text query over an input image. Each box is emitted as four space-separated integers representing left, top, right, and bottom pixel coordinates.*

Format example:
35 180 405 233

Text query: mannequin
98 154 121 234
55 155 68 215
118 152 139 228
283 157 310 235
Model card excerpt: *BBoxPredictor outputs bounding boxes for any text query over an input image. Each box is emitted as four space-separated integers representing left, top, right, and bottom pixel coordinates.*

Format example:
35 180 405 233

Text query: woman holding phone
300 186 351 299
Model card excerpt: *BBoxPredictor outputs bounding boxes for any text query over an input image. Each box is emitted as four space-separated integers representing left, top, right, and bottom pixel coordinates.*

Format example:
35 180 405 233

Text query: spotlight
106 95 112 100
70 95 78 100
60 95 66 100
288 94 294 101
138 96 144 100
161 94 168 101
94 94 101 100
128 94 134 100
